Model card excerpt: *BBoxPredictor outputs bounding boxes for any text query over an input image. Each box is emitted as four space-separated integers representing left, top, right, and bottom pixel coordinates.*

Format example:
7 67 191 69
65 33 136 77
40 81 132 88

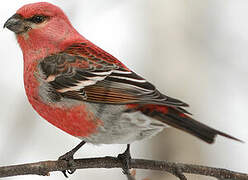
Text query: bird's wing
38 42 188 107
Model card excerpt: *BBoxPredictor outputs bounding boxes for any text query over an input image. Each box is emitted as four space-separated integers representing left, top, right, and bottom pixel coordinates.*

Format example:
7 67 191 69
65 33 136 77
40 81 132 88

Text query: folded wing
38 42 188 108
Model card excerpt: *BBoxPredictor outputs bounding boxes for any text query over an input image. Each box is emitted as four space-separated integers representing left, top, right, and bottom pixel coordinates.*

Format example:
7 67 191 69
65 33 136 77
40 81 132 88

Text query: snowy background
0 0 248 180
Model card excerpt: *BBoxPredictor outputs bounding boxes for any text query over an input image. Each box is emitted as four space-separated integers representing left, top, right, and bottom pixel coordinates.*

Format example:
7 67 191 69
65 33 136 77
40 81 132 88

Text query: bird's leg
117 144 132 175
58 141 86 178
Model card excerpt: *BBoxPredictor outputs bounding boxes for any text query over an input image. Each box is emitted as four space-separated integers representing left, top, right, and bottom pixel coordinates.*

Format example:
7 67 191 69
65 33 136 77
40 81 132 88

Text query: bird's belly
80 103 166 144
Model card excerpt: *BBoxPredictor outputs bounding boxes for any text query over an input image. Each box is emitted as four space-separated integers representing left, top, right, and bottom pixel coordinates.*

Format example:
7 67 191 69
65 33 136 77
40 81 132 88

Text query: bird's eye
30 15 47 24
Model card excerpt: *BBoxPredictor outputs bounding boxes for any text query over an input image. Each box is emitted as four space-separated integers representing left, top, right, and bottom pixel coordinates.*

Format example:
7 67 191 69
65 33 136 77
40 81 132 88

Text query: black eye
30 15 47 24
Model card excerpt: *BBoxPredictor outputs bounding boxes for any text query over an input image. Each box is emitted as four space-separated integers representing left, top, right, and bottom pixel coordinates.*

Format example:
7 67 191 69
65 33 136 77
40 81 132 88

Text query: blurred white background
0 0 248 180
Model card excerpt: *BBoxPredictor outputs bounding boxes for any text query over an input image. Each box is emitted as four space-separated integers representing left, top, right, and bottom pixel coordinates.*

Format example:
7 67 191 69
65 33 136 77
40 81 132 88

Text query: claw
58 141 86 177
59 154 77 177
62 170 69 178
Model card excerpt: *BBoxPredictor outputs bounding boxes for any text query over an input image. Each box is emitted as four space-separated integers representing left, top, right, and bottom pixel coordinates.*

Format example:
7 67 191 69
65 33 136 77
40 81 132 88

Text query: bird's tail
156 107 242 144
129 104 243 144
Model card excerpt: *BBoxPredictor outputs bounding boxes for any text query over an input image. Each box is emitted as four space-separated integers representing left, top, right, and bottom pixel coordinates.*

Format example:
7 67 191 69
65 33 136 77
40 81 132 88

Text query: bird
4 2 241 177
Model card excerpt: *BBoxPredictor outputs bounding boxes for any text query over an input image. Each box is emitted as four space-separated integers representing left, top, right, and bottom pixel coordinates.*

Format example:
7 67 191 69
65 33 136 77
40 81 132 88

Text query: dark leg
58 141 86 178
117 144 131 175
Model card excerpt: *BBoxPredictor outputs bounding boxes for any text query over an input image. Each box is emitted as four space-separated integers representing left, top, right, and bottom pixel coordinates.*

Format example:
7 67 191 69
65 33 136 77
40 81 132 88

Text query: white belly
79 103 167 144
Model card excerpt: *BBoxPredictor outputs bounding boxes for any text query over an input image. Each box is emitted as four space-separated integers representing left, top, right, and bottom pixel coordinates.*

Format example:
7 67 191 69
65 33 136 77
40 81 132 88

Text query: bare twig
0 157 247 180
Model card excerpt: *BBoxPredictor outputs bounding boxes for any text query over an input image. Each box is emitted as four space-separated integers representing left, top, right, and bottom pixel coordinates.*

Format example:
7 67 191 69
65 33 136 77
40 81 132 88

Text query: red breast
24 61 100 137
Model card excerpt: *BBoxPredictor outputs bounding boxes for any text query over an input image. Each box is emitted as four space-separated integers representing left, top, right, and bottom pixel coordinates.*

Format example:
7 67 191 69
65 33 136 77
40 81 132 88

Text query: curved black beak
4 14 27 34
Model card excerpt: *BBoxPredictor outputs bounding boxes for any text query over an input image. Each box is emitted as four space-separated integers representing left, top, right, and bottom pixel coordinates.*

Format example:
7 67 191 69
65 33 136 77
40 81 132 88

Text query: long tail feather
161 112 242 143
157 108 243 144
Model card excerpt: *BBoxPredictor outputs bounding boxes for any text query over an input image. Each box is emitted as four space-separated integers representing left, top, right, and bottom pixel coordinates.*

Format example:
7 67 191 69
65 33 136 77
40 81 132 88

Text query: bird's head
4 2 83 60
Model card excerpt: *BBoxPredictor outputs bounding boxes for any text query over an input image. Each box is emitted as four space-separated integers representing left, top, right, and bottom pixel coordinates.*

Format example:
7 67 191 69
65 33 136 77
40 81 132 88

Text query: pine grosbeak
4 2 241 176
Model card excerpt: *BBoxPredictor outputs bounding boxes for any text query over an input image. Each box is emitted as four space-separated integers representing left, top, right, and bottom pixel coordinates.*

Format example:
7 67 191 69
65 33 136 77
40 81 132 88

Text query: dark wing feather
38 43 188 108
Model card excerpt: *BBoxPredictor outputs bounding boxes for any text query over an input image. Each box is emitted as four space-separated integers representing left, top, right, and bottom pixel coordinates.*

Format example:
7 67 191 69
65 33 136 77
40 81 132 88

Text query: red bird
4 2 241 176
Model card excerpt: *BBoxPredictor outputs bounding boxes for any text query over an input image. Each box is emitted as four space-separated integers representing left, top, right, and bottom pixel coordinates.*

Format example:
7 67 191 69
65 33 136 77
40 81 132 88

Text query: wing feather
38 43 188 108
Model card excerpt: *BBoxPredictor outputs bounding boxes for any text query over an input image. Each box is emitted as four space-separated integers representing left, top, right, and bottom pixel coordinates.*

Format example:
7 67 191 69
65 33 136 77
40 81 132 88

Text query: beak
4 14 27 34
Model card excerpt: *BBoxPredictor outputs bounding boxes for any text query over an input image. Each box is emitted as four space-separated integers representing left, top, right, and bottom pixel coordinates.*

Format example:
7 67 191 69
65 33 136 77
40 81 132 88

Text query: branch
0 157 247 180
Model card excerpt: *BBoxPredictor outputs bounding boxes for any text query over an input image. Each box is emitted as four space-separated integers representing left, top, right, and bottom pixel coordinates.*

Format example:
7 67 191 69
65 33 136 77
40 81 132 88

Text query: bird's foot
117 144 131 175
58 141 86 178
59 151 77 177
